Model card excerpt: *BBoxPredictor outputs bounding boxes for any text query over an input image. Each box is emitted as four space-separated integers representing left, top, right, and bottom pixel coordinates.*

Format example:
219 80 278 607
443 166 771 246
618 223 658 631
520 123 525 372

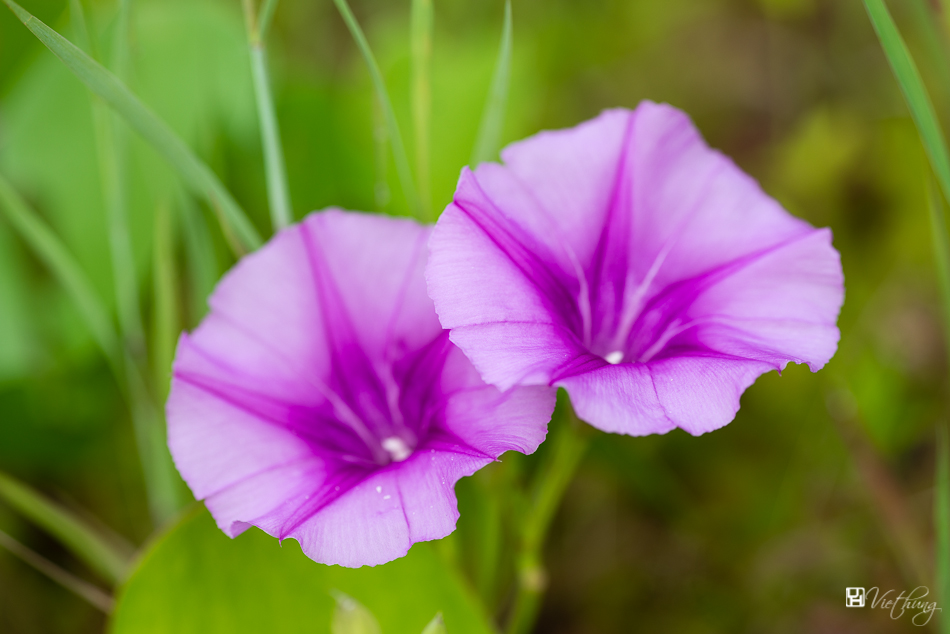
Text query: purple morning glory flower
166 210 554 567
426 102 844 437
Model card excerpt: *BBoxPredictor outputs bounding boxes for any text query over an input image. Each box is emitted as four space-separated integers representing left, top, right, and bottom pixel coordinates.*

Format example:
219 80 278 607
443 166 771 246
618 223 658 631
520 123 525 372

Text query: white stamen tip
382 436 412 462
605 350 624 365
376 486 382 493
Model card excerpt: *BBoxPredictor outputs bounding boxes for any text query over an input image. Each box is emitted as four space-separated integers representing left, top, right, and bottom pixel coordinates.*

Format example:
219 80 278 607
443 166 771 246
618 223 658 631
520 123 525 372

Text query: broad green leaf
0 470 132 585
331 592 381 634
937 424 950 634
110 507 495 634
470 0 512 167
332 0 423 219
864 0 950 211
1 0 263 253
421 613 446 634
411 0 434 217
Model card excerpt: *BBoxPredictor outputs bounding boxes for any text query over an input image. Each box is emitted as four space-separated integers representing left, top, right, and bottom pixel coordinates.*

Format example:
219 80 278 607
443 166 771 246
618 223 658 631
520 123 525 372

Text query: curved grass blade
0 471 132 585
865 0 950 208
243 0 293 231
0 173 121 367
471 0 512 167
0 529 114 612
1 0 262 253
332 0 422 219
411 0 433 218
0 174 180 525
421 613 447 634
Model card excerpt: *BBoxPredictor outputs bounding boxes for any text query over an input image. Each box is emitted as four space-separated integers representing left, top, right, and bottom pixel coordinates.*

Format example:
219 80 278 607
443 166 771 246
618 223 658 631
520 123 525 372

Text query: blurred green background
0 0 945 631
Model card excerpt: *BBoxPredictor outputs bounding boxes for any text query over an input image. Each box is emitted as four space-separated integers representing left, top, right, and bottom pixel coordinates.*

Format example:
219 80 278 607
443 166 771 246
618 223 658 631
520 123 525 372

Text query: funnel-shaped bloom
167 210 554 567
427 102 843 436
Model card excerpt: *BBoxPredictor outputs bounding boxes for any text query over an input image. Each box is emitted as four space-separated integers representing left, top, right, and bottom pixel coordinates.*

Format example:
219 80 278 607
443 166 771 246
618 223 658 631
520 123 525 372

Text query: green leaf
332 0 423 220
331 592 381 634
110 506 495 634
0 470 132 585
937 424 950 634
411 0 434 218
864 0 950 212
470 0 512 167
1 0 262 254
421 613 447 634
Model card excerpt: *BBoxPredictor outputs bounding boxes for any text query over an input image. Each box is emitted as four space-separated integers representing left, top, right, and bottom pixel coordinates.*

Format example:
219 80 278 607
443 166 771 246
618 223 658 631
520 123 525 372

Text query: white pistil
605 350 624 365
381 436 412 462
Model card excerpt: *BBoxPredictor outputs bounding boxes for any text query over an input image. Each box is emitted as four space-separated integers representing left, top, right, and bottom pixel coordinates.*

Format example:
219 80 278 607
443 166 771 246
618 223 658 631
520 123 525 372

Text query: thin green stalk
0 471 132 585
936 424 950 634
152 201 178 401
243 0 293 231
411 0 433 218
0 529 114 612
332 0 422 219
865 0 950 212
0 174 179 525
177 192 219 326
506 400 590 634
471 0 512 166
2 0 262 254
0 173 121 368
928 180 950 359
257 0 279 43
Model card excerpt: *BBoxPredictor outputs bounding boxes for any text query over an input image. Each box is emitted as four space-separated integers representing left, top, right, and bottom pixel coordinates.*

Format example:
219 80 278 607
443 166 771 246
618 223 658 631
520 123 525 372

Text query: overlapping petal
167 210 555 567
427 101 844 436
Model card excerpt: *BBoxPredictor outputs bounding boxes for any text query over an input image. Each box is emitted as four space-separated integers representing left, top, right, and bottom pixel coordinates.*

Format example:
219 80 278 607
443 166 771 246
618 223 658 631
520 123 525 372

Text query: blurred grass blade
68 0 91 53
243 0 293 231
927 180 950 358
372 92 391 211
0 529 114 612
152 201 178 401
1 0 262 253
0 173 121 367
421 612 446 634
471 0 512 167
257 0 279 42
937 424 950 634
0 471 132 585
865 0 950 209
332 0 422 219
0 174 179 526
411 0 433 218
331 591 381 634
178 192 219 325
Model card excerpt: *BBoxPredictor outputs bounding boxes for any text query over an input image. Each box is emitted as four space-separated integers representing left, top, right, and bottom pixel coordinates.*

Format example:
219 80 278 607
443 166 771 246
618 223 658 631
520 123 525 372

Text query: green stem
332 0 423 219
410 0 433 218
506 401 590 634
243 0 293 231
